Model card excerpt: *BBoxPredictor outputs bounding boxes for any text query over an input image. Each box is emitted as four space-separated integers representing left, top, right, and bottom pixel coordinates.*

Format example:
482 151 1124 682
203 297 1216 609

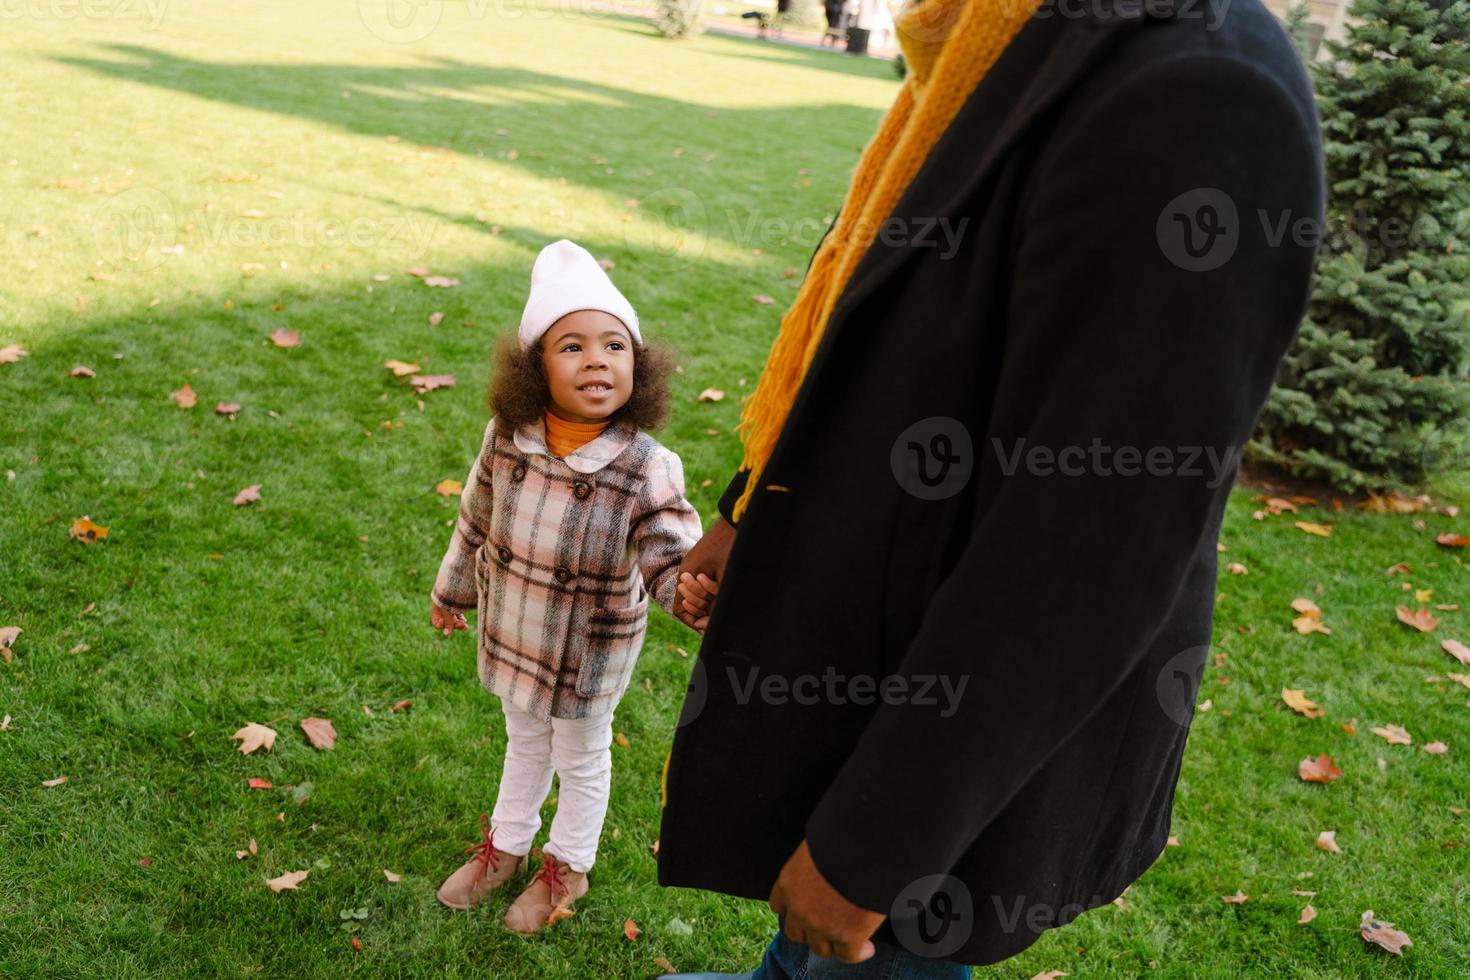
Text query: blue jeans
673 921 972 979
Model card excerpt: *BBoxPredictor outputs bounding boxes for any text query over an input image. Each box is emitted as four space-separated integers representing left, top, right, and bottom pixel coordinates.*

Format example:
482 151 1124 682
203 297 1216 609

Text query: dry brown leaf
300 717 337 750
233 485 262 507
406 266 429 277
385 360 420 377
391 699 412 712
236 838 258 860
230 722 278 755
69 517 108 543
653 956 677 975
623 918 640 941
545 894 577 926
1291 598 1331 635
383 869 402 883
1315 830 1342 854
752 293 775 305
0 344 29 364
0 715 11 731
423 276 459 288
172 383 198 408
1283 689 1325 719
266 869 309 892
435 479 463 497
1227 561 1248 575
268 328 301 348
1029 972 1068 980
215 401 241 415
428 311 444 326
1435 532 1468 548
42 775 68 787
409 374 456 394
1299 755 1343 783
1298 903 1317 925
1434 640 1470 669
697 388 725 402
1166 835 1181 847
1221 890 1249 904
1386 562 1412 575
597 258 616 270
1295 521 1333 537
0 626 20 664
1359 910 1412 956
69 365 95 378
1371 724 1411 746
1423 741 1448 755
1396 606 1440 633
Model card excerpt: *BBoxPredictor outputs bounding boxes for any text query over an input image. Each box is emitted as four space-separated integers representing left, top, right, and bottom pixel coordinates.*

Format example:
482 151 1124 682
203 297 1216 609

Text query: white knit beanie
518 240 641 350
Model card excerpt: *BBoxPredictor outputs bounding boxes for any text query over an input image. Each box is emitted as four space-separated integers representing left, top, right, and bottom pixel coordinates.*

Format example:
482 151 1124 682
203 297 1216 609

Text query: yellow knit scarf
727 0 1041 522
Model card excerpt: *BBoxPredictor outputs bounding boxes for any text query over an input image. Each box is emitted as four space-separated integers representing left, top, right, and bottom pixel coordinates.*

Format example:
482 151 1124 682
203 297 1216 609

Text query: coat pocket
574 588 650 699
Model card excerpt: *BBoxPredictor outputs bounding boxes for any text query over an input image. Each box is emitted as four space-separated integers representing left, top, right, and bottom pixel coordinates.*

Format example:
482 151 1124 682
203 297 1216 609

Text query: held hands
430 602 468 636
673 516 737 633
769 839 887 964
676 572 719 633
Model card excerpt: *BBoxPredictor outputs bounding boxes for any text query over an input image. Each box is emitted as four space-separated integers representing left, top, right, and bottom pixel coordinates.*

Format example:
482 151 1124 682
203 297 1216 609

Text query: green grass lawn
1 2 1467 977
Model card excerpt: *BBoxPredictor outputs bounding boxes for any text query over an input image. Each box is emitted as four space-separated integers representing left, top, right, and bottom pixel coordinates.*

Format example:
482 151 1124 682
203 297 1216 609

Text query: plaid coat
432 415 702 722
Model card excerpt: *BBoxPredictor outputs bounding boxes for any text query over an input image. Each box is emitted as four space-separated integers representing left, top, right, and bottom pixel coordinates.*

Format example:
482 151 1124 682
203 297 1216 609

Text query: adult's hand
768 839 886 963
673 515 736 632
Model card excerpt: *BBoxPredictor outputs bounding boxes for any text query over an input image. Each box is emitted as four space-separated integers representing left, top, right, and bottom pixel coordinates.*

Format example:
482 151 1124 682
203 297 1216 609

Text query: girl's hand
430 602 469 636
674 516 735 633
675 572 719 633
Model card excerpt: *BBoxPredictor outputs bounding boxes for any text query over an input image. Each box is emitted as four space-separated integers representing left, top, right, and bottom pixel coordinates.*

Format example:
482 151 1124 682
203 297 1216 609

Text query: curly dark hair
487 330 677 433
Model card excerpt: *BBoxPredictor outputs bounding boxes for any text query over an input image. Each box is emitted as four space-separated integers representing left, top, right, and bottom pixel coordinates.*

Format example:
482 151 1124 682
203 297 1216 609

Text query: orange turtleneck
544 410 610 457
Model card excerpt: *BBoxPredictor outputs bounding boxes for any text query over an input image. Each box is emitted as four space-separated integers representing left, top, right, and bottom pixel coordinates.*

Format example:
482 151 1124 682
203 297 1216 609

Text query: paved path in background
702 16 899 56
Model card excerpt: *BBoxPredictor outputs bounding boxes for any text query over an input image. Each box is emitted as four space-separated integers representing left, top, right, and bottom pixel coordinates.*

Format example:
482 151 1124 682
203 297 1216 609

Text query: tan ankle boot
436 814 525 911
504 847 589 934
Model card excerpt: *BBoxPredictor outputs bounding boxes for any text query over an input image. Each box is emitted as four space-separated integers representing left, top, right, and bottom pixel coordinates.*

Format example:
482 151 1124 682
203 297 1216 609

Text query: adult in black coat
664 0 1325 970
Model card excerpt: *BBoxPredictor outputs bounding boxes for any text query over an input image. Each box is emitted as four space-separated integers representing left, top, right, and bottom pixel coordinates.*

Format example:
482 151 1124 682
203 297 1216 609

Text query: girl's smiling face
540 309 635 423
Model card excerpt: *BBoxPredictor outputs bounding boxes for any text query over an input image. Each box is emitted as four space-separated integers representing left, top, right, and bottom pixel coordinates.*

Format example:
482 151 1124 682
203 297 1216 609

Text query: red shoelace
530 846 568 898
465 813 501 873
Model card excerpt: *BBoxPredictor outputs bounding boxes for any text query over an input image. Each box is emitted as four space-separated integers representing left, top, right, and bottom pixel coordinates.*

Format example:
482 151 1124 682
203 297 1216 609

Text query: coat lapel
512 417 638 474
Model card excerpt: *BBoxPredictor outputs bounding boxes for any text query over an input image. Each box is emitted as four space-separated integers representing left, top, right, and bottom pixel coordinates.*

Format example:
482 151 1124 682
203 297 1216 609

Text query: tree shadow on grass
55 43 887 205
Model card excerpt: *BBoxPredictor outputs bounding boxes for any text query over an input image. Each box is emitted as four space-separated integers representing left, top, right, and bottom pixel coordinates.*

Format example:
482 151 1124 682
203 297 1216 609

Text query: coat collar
513 416 639 474
828 1 1156 324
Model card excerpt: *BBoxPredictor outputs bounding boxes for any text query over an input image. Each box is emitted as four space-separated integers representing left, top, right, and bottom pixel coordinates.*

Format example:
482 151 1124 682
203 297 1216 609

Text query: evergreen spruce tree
1252 0 1470 489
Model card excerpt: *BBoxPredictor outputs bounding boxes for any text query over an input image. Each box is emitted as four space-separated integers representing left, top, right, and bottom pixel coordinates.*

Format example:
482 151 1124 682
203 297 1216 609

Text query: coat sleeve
431 418 497 612
632 447 704 617
717 467 751 527
801 54 1324 912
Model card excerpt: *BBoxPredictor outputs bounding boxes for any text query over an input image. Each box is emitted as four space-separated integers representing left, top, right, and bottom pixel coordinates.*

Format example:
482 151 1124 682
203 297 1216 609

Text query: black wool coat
658 0 1324 966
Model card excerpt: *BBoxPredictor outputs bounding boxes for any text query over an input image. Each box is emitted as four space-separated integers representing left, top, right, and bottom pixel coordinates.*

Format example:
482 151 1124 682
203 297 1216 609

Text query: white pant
489 699 615 873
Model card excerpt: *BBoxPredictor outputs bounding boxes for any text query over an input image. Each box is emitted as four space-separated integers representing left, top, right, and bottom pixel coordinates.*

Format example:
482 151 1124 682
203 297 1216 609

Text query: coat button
497 546 512 564
511 463 527 482
553 566 573 584
573 480 591 499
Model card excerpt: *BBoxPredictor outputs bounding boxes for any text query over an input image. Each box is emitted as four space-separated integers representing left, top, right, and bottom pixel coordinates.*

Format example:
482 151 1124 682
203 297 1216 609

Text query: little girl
429 239 713 933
